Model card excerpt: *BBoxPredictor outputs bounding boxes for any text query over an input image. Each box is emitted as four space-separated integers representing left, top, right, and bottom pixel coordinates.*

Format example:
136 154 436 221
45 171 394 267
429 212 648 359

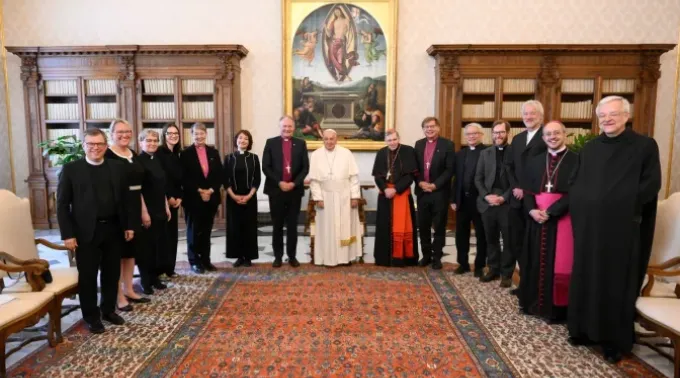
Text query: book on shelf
182 79 215 94
602 79 635 93
143 79 175 94
462 102 494 119
462 78 495 93
45 80 78 96
561 100 593 119
502 79 535 93
86 79 117 95
502 101 524 119
182 102 215 119
86 103 117 120
47 128 80 140
561 79 594 93
142 102 176 120
46 103 79 120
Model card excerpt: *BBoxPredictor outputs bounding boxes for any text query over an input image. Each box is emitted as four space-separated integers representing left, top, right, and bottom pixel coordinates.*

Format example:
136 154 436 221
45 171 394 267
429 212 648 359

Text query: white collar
469 146 476 151
549 146 567 156
237 148 245 154
86 157 104 166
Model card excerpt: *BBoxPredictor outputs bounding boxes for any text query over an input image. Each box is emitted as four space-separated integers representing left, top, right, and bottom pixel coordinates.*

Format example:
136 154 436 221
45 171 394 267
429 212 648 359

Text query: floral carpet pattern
8 265 664 377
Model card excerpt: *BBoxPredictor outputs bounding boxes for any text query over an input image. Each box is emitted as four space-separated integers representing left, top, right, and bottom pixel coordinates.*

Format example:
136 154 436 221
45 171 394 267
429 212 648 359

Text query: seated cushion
636 297 680 335
3 267 78 295
0 292 54 328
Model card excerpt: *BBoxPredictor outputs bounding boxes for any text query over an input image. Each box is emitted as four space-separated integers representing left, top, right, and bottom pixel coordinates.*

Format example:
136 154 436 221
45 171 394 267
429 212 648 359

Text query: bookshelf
7 45 248 229
428 44 674 151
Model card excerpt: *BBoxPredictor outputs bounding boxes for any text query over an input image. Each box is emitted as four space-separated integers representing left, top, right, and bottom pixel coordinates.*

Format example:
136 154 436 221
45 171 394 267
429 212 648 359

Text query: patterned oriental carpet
8 265 664 377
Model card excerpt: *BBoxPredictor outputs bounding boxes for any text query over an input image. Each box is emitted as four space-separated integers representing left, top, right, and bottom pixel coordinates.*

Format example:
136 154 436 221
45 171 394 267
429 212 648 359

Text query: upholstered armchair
636 192 680 378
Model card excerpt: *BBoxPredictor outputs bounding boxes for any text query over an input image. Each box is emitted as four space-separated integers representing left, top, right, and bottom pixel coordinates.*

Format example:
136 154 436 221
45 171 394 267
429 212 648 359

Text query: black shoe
418 257 432 267
500 277 512 288
125 295 151 304
233 258 245 267
473 269 484 278
272 258 283 268
142 285 154 295
567 336 593 346
480 272 500 282
289 258 300 268
431 260 443 270
87 321 105 334
204 263 217 272
243 259 252 267
509 288 520 296
191 264 205 274
102 312 125 326
117 304 133 312
603 347 622 363
453 265 470 275
153 281 167 290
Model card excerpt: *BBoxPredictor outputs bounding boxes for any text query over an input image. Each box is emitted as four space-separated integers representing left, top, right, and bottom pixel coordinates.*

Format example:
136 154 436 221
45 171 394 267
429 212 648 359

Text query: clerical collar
496 145 506 151
469 145 477 151
237 148 245 154
283 137 290 142
548 146 567 156
526 127 539 145
427 137 438 143
86 156 104 166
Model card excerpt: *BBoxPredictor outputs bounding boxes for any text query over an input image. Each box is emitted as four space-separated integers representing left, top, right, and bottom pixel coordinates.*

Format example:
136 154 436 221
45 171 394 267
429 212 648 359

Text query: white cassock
309 145 363 266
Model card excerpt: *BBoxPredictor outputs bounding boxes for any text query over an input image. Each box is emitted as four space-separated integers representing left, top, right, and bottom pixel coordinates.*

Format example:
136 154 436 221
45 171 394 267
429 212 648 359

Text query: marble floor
3 227 674 377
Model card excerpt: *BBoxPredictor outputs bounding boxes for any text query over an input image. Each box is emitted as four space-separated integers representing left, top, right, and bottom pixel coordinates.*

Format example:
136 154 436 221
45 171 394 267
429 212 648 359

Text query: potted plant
38 134 85 168
567 132 598 153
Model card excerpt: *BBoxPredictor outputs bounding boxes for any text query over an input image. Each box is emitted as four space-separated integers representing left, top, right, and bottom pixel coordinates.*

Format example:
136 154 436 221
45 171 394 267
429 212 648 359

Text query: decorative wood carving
6 45 249 229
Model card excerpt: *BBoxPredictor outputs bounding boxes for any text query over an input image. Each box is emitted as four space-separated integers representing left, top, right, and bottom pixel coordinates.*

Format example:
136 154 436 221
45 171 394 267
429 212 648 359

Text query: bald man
308 129 363 266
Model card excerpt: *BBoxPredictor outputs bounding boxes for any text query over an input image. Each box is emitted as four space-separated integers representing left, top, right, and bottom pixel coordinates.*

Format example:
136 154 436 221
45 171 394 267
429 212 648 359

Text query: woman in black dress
105 119 150 311
223 130 260 267
157 123 182 278
137 129 171 294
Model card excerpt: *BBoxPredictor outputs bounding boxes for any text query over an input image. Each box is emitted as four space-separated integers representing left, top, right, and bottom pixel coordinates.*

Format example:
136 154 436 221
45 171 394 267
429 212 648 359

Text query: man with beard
519 121 578 323
567 96 661 363
505 100 547 295
475 120 513 286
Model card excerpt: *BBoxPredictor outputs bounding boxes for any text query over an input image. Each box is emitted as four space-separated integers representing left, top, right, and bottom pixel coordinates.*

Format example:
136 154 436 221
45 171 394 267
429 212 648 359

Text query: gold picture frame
282 0 398 151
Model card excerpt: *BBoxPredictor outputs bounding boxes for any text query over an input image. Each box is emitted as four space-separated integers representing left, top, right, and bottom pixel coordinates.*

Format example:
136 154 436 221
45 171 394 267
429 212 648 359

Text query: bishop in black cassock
372 131 419 267
567 97 661 363
519 122 578 323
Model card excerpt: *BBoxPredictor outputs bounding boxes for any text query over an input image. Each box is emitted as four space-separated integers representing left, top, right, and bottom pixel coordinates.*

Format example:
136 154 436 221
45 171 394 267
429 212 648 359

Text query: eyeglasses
85 142 107 149
165 132 179 136
492 131 507 135
144 139 159 143
597 111 627 119
543 132 563 137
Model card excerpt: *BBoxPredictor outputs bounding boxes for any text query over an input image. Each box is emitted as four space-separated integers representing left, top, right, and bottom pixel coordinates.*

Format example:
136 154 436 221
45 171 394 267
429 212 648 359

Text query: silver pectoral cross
386 171 391 180
545 181 553 193
286 165 291 174
426 162 431 170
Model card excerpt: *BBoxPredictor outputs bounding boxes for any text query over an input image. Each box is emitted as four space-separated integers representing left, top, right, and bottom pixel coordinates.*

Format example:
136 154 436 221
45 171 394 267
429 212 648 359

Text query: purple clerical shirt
282 138 292 182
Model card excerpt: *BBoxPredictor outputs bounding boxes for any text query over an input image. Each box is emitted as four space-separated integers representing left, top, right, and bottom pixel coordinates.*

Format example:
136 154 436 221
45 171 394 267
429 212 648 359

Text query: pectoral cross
386 171 391 180
286 165 291 174
426 162 431 170
545 181 553 193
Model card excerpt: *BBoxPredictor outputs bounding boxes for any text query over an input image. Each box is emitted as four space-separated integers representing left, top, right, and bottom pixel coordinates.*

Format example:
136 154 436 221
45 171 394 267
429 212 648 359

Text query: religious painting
283 0 398 151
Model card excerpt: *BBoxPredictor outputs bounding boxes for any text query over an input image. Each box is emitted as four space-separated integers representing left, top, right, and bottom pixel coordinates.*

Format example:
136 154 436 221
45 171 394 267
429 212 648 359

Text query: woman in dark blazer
157 123 182 278
223 130 261 267
180 122 223 274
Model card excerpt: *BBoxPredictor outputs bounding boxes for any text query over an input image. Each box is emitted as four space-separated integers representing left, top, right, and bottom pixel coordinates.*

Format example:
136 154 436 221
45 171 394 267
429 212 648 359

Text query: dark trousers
481 204 514 278
185 207 216 267
163 206 179 275
456 195 487 270
139 216 168 287
417 193 449 261
75 221 122 324
509 206 526 270
269 192 302 259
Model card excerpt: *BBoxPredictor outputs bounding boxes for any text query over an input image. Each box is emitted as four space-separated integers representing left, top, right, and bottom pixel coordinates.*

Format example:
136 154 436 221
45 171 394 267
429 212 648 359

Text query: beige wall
1 0 679 198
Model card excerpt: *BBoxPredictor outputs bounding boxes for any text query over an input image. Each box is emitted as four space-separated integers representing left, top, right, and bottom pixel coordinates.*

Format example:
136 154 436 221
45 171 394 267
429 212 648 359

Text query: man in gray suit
474 120 513 287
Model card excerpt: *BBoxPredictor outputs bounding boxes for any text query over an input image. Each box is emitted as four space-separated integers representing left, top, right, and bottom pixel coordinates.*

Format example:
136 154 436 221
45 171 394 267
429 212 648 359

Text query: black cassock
519 149 578 322
568 128 661 352
224 151 261 260
372 144 419 267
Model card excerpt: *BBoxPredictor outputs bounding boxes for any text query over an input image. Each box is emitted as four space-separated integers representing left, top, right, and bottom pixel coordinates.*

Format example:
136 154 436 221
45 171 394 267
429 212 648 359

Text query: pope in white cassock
308 129 363 266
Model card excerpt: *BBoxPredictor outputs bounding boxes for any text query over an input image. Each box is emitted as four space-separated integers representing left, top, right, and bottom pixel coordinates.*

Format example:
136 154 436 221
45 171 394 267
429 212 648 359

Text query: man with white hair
505 100 547 295
450 123 488 277
308 129 363 266
567 96 661 363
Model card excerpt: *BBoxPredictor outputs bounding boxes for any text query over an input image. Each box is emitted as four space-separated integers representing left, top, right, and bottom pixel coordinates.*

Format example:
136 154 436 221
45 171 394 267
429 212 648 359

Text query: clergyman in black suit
505 100 547 295
262 115 310 268
180 123 224 274
414 116 455 270
450 123 488 277
57 128 134 334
